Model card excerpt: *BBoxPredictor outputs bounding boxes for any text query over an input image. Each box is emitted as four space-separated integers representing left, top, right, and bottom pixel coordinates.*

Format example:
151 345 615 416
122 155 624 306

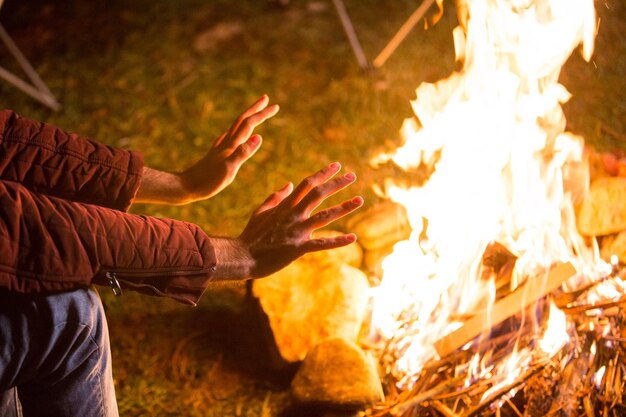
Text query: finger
213 132 228 148
215 95 273 148
216 95 270 148
295 171 357 216
300 196 364 230
227 134 262 168
229 95 270 134
284 162 342 207
226 104 279 150
254 182 294 215
299 233 358 254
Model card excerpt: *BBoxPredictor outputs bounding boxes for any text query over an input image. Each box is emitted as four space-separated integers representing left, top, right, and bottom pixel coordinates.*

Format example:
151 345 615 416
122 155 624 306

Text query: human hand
219 162 363 279
179 95 279 202
136 95 279 205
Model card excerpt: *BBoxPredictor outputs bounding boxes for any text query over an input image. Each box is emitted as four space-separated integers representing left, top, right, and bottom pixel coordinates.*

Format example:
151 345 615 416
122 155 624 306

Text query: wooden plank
434 262 576 358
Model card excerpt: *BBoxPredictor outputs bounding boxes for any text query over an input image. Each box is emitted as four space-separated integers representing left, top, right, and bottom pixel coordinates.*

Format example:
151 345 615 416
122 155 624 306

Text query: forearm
134 166 189 205
135 163 226 205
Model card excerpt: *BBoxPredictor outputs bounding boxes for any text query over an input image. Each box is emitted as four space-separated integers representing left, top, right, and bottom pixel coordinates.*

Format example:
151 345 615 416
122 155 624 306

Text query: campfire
361 0 626 415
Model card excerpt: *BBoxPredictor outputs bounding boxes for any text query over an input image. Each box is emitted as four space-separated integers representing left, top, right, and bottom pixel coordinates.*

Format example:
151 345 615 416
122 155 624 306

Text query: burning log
434 262 576 358
481 241 518 299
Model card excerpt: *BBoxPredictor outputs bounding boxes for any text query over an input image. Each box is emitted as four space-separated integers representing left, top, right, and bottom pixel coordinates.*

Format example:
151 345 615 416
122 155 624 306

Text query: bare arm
135 95 279 205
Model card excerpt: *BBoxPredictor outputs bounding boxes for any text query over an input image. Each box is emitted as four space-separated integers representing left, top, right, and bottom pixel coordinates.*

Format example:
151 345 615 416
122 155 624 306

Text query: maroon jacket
0 110 217 305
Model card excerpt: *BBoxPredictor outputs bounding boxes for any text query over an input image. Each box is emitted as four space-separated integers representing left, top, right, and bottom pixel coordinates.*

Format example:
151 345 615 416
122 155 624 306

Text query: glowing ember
368 0 602 393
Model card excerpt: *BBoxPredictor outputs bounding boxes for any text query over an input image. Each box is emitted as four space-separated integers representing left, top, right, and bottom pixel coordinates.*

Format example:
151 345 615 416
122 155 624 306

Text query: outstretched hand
135 95 278 205
209 163 364 280
179 95 279 202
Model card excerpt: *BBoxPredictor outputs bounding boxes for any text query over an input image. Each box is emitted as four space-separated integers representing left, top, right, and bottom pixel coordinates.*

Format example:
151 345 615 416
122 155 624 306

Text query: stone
600 232 626 263
363 244 395 281
577 177 626 236
253 260 369 363
345 201 411 251
291 338 383 409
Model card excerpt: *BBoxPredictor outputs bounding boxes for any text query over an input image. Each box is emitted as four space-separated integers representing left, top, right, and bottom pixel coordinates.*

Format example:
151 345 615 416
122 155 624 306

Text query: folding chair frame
0 24 60 110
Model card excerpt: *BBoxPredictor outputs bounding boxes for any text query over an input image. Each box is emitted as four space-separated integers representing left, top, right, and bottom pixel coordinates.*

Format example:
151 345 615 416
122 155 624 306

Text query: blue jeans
0 288 118 417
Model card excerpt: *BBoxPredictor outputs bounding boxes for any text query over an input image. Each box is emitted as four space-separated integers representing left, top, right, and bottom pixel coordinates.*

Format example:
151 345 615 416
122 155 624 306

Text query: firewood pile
361 263 626 417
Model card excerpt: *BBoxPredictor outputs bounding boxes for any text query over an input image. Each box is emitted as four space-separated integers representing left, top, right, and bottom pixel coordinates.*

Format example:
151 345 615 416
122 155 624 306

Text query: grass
1 0 625 415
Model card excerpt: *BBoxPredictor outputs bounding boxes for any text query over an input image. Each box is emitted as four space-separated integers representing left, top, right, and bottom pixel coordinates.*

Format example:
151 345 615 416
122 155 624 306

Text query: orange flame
369 0 601 388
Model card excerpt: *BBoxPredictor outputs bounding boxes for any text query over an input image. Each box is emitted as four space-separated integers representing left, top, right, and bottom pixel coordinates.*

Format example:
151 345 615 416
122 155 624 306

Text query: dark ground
1 0 624 415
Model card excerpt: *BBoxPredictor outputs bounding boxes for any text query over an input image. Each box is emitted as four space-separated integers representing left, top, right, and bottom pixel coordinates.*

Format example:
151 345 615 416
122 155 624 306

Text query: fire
538 301 568 356
368 0 602 395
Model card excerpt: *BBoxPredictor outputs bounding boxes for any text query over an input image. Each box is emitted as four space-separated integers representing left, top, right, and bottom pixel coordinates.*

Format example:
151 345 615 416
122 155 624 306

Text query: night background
1 0 624 415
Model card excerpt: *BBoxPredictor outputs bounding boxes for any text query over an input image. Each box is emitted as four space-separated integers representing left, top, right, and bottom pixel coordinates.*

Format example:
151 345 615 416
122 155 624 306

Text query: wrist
208 237 255 280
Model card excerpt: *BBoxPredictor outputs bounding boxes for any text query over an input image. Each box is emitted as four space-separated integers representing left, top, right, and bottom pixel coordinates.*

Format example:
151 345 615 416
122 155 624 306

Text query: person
0 95 364 417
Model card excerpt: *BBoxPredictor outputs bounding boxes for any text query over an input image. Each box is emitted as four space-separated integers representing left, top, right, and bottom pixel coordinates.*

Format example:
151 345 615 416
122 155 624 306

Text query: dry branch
562 294 626 315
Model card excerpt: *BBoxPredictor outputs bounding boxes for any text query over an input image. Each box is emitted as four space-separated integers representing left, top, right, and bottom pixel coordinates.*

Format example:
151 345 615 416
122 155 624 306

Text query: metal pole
332 0 369 70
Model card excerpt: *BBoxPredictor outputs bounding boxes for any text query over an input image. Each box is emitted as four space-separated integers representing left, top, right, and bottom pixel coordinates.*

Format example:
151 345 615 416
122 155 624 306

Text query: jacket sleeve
0 179 217 306
0 110 143 212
